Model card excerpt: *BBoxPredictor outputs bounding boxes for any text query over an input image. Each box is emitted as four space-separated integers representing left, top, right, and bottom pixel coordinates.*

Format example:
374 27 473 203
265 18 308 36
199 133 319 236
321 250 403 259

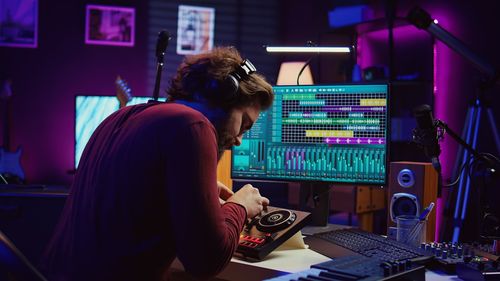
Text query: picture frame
85 4 135 47
0 0 38 48
176 5 215 55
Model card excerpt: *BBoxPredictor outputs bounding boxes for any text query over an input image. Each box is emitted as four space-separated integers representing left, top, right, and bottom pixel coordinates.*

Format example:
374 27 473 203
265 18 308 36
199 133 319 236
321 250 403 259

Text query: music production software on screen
231 84 389 185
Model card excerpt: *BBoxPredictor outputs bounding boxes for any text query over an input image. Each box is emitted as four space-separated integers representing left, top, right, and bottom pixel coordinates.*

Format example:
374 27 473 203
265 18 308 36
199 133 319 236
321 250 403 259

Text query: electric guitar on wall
115 75 132 108
0 79 25 183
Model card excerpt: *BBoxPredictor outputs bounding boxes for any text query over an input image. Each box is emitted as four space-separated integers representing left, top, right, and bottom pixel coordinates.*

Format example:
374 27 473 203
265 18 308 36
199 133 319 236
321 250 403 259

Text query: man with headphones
42 47 274 280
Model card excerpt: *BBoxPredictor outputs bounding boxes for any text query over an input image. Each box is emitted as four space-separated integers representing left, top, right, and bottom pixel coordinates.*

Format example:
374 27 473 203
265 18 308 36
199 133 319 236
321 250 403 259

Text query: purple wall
0 0 149 185
429 2 500 180
1 0 499 189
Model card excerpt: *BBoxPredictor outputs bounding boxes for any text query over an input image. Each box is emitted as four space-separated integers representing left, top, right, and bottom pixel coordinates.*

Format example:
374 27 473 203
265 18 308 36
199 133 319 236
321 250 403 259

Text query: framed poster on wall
0 0 38 48
85 4 135 47
176 5 214 55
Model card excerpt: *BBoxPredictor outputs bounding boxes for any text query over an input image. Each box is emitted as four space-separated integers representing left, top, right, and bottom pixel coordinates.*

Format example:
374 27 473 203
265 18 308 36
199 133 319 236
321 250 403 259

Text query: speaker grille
390 193 419 222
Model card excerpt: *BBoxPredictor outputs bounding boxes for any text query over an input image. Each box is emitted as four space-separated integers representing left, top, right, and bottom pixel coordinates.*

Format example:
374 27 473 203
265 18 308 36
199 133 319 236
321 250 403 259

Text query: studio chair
0 230 48 281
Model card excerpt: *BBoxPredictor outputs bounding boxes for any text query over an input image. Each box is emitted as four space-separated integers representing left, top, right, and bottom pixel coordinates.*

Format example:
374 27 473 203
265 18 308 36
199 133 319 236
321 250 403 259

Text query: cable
0 174 8 184
442 161 468 187
443 151 499 188
312 184 332 207
480 152 500 165
296 41 316 86
296 57 313 85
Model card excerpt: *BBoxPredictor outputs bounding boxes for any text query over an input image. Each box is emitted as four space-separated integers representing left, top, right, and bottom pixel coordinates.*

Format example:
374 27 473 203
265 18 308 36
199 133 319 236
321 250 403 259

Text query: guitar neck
116 76 132 108
119 100 127 109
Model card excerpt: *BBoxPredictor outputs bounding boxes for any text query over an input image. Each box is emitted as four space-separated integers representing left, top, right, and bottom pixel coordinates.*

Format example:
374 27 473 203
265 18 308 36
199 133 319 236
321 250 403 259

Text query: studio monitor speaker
388 162 438 241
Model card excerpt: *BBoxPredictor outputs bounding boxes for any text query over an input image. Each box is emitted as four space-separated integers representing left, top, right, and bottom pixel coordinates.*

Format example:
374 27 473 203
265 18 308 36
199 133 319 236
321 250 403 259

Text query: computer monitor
74 95 164 169
231 83 389 185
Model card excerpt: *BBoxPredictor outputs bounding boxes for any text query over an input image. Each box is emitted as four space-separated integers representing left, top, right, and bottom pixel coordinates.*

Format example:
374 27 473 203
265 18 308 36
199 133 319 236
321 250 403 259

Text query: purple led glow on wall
431 13 462 181
0 0 38 48
85 5 135 47
356 24 429 69
355 15 457 241
431 11 462 241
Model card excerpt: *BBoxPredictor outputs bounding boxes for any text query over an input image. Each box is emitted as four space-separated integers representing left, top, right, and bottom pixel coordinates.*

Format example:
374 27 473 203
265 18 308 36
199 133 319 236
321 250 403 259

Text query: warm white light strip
265 46 351 53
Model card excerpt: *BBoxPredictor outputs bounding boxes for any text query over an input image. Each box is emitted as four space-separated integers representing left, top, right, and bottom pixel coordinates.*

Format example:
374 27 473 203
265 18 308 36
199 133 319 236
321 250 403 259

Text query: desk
0 185 68 264
171 247 460 281
0 188 461 280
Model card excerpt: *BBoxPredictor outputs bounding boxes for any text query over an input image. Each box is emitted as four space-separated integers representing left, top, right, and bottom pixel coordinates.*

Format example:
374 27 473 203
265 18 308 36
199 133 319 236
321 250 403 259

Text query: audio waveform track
232 84 389 185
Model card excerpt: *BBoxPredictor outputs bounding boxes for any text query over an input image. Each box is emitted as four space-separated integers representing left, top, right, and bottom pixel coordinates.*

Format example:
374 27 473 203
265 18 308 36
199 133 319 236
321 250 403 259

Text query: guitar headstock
115 75 132 108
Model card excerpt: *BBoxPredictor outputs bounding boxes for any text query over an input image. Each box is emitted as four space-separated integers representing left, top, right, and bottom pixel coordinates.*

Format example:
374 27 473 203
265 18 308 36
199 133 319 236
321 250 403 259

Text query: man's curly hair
167 46 274 110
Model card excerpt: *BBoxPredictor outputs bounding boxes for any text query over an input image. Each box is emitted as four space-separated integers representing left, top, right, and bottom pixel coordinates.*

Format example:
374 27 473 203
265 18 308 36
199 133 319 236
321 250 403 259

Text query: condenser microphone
156 30 171 62
413 104 442 172
152 30 171 101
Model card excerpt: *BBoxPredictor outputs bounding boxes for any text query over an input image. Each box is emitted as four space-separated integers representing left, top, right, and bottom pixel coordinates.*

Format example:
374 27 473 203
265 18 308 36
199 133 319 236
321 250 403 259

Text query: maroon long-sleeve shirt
41 102 247 280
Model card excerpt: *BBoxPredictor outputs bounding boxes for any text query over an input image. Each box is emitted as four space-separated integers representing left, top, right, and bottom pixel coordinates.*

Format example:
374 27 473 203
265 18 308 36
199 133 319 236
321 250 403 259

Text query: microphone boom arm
435 119 500 169
407 6 498 84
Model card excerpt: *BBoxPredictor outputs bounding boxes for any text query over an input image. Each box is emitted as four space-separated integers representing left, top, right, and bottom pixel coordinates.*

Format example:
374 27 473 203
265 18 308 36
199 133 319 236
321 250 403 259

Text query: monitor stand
298 183 331 226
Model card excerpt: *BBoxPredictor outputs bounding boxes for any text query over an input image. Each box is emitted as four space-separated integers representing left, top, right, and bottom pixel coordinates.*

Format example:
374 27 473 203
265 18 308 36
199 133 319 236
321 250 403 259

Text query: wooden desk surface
171 248 459 281
170 248 328 281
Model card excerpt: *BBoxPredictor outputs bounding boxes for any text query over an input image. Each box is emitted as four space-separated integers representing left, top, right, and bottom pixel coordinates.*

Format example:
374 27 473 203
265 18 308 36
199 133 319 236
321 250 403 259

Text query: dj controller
235 206 311 260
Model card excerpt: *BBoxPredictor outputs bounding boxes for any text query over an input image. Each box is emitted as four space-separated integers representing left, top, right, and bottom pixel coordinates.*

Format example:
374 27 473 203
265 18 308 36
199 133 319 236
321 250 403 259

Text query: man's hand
217 181 234 204
226 184 270 218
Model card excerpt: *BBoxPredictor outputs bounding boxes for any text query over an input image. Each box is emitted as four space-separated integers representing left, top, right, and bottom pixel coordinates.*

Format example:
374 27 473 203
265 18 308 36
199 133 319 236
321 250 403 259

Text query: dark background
1 0 500 271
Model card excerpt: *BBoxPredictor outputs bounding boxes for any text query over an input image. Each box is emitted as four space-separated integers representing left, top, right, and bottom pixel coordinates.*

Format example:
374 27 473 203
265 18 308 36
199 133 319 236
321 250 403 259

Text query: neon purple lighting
356 10 461 241
433 42 437 94
356 25 429 69
85 5 135 47
433 17 460 180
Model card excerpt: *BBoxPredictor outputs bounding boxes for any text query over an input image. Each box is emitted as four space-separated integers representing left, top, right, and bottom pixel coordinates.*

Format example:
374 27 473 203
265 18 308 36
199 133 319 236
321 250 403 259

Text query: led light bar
265 46 351 53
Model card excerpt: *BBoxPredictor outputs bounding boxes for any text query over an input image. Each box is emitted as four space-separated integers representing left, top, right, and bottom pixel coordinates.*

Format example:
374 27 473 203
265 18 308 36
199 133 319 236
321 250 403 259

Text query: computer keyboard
305 228 434 264
265 254 426 281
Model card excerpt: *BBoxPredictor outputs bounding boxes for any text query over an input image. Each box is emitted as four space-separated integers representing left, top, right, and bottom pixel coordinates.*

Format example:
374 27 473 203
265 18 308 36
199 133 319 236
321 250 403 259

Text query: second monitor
231 83 389 186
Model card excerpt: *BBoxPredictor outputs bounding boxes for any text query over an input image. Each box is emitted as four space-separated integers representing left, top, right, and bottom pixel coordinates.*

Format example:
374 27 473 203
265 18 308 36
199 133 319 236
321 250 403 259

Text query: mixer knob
451 245 457 254
436 248 442 257
431 245 436 254
442 250 448 259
